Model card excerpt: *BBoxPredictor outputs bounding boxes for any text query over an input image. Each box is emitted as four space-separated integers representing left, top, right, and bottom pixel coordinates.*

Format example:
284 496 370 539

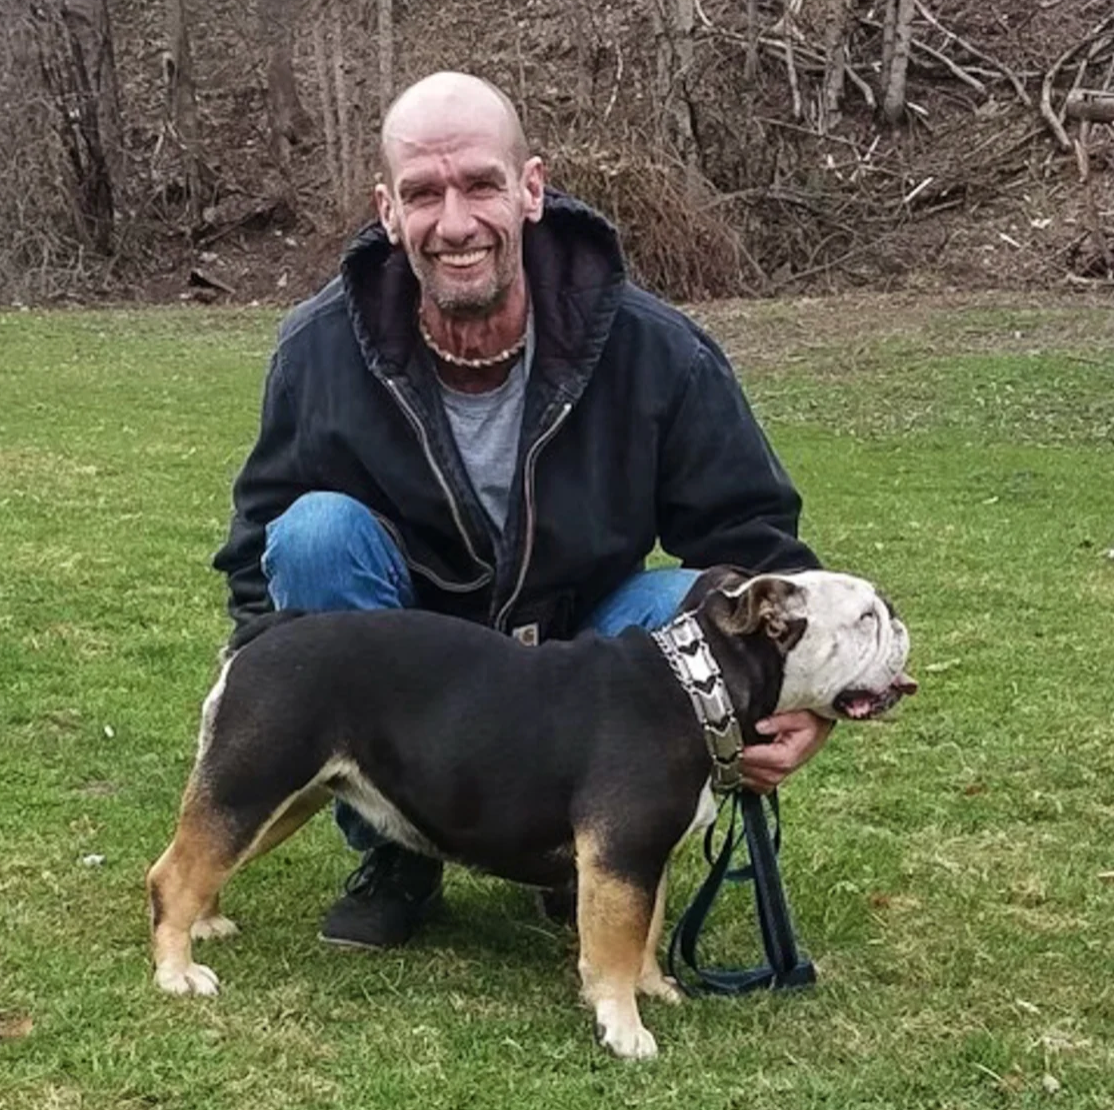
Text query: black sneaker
319 843 443 949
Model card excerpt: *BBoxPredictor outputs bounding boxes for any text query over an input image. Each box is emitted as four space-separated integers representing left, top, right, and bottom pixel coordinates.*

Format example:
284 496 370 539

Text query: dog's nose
893 673 918 696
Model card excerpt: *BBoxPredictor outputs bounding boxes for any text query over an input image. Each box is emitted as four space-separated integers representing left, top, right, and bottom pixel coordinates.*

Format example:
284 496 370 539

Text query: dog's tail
222 609 307 660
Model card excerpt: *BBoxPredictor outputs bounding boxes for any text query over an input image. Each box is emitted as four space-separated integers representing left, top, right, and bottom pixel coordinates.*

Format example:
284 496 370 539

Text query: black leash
667 788 816 996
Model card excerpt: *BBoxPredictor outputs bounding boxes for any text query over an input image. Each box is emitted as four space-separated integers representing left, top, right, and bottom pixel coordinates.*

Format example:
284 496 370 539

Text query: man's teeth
438 249 488 268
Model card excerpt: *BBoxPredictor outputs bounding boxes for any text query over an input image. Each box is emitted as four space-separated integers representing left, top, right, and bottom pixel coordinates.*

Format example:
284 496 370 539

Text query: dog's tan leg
637 871 682 1004
188 787 330 942
575 831 658 1060
147 785 235 996
148 782 329 995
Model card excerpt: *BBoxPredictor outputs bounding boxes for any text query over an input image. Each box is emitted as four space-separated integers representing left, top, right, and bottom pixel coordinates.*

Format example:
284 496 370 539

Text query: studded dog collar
652 612 745 793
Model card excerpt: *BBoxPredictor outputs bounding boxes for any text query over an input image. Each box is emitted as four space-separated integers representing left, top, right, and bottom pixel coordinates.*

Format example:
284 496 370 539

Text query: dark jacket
214 191 819 638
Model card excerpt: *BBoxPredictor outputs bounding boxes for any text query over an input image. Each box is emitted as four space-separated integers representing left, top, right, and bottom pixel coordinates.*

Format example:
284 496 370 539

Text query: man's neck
420 279 529 393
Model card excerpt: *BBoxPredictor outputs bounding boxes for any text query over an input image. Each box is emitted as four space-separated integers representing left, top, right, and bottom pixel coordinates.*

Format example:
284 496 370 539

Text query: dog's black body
148 568 912 1059
210 607 779 888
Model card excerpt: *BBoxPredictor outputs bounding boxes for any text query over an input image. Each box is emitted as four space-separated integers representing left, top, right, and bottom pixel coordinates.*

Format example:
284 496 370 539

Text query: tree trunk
646 0 671 147
260 0 312 182
332 0 353 217
165 0 201 224
568 0 594 120
672 0 698 193
377 0 393 123
882 0 916 124
822 0 853 128
32 0 120 253
311 4 343 220
744 0 759 84
880 0 896 92
645 0 698 189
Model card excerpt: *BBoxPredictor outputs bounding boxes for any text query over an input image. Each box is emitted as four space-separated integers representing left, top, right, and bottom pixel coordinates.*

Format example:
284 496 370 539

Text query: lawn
1 294 1112 1109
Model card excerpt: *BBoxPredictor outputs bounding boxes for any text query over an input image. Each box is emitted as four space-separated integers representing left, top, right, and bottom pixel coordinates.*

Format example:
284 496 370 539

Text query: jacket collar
339 189 627 407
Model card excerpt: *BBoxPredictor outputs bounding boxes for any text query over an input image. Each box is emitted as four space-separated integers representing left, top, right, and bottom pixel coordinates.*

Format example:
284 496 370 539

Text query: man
214 72 831 950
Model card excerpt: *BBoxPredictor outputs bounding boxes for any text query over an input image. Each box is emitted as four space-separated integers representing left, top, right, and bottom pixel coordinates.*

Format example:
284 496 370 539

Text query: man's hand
741 711 834 794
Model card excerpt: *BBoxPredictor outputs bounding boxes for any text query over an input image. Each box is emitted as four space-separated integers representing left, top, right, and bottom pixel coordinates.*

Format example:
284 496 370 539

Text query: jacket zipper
494 401 573 632
384 377 494 589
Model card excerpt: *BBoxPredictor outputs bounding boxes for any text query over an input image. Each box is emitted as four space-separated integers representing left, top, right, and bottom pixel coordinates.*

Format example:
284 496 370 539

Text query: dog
147 567 914 1058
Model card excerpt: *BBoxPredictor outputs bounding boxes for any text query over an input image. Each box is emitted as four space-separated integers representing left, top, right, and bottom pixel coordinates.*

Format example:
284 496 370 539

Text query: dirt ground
688 288 1114 372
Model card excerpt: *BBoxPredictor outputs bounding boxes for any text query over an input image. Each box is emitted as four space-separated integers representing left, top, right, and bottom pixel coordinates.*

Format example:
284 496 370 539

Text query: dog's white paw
598 1020 658 1060
594 1000 658 1059
191 915 239 941
154 961 221 996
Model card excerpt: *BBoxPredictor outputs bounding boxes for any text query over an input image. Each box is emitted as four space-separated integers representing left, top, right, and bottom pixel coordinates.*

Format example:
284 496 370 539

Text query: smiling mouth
433 248 492 269
832 673 918 720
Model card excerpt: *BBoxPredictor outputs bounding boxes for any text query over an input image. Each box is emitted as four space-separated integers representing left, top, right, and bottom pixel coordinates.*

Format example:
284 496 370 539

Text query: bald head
379 72 528 185
372 71 546 324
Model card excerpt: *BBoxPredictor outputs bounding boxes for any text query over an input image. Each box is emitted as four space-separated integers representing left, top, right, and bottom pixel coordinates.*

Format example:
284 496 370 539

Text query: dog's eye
859 610 877 623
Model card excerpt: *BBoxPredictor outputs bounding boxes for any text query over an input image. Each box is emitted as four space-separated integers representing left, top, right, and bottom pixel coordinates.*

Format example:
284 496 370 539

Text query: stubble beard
411 233 523 321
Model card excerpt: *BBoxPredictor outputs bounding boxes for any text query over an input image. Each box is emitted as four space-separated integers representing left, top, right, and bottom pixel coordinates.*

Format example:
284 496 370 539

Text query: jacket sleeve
212 350 310 629
657 339 821 573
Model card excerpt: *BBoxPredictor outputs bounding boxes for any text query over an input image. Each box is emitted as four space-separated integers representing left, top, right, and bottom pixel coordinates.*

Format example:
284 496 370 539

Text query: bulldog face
689 568 916 721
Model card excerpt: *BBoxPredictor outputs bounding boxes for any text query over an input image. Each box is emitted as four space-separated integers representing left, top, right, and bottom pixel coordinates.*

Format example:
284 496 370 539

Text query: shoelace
343 847 411 900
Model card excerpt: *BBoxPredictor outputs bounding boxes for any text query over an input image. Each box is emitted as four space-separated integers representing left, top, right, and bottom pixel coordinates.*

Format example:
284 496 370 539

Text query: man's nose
437 188 476 242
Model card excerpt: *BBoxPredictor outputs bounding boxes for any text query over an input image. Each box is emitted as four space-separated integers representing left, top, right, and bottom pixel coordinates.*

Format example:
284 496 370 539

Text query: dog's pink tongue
844 696 876 719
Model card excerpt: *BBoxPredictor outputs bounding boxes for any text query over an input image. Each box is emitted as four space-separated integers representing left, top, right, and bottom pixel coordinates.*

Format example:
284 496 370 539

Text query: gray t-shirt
438 316 534 534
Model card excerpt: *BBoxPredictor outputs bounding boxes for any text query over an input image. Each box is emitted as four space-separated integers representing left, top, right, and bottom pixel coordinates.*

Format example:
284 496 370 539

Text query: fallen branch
859 17 987 94
913 1 1031 107
603 37 623 122
1041 17 1114 149
188 267 235 295
783 25 802 121
843 60 877 111
1066 89 1114 122
755 37 875 110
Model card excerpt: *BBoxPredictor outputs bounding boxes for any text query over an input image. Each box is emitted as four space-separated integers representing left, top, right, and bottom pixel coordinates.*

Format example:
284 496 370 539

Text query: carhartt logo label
512 623 540 646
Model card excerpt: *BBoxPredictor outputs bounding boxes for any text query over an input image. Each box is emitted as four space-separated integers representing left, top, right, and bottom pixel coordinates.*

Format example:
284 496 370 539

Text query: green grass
1 296 1112 1109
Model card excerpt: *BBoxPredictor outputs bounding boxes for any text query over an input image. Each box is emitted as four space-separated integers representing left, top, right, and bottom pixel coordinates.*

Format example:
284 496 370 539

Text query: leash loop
667 788 816 997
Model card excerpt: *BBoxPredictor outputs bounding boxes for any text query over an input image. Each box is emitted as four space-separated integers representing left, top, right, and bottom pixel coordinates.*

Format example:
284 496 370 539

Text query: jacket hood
339 189 627 401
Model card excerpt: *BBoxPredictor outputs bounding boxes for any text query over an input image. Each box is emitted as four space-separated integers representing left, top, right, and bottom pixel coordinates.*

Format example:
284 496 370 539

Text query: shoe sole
316 933 394 952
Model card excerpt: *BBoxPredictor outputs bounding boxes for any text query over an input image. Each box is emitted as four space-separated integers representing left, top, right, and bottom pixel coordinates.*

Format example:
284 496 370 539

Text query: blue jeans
263 491 698 850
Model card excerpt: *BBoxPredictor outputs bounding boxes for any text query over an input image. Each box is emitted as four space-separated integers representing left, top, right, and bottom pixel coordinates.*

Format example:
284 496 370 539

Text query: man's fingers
755 710 818 736
741 773 779 794
740 743 797 771
739 712 834 794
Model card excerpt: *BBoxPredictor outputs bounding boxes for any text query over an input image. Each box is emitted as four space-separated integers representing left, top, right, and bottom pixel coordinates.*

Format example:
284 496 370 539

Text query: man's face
376 123 544 319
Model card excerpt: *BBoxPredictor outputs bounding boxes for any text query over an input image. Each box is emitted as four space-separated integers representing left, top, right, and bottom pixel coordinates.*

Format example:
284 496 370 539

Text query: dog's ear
677 565 754 614
702 574 807 653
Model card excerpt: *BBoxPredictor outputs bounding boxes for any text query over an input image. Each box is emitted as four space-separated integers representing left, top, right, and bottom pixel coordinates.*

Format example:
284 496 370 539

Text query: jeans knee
264 491 367 575
263 491 413 611
582 567 701 637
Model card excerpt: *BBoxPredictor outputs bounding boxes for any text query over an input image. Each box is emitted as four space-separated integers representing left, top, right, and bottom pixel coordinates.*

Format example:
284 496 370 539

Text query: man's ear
703 575 807 653
521 156 546 223
374 182 400 244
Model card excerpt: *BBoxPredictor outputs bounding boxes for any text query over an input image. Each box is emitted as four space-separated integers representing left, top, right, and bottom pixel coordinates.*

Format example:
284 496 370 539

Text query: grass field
1 294 1112 1109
